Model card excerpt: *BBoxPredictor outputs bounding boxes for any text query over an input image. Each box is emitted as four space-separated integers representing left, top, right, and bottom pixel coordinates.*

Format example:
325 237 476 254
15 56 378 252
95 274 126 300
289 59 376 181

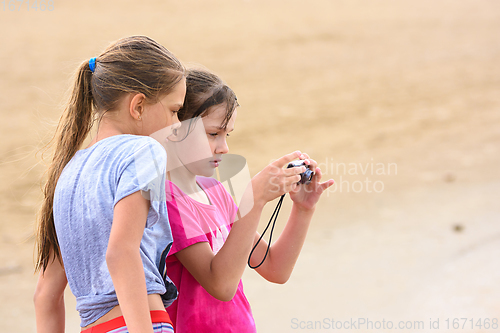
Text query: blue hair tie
89 57 96 73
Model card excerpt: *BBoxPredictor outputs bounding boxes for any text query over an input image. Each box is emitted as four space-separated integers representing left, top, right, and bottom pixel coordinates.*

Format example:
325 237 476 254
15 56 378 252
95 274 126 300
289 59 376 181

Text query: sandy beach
1 0 499 332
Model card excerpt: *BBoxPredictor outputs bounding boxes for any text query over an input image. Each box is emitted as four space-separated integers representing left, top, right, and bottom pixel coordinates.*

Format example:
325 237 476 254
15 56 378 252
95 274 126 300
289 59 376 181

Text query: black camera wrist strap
247 194 286 269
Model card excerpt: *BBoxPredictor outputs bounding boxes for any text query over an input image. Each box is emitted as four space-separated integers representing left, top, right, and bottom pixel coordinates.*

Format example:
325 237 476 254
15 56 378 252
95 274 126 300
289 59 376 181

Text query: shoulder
165 181 192 210
118 135 165 154
108 135 166 166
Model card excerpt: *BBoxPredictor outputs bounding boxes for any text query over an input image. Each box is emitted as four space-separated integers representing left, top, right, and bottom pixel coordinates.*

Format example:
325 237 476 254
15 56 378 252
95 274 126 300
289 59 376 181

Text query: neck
88 112 136 147
168 165 199 195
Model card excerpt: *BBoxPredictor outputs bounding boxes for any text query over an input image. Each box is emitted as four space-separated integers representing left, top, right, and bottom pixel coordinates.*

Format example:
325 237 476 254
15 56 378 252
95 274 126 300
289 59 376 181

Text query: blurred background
1 0 499 332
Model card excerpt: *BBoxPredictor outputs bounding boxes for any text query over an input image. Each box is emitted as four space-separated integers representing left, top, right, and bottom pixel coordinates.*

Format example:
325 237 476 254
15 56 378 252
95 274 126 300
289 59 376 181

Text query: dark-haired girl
162 68 334 332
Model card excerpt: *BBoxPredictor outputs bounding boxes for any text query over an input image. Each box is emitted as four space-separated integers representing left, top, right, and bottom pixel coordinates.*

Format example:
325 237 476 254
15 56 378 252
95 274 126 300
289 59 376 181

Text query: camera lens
287 160 314 185
301 168 314 185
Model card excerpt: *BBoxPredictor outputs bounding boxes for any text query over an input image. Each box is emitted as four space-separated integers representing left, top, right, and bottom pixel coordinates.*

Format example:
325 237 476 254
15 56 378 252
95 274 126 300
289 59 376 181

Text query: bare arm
250 205 315 283
175 151 305 301
34 252 67 333
251 157 334 283
175 200 265 301
106 191 154 333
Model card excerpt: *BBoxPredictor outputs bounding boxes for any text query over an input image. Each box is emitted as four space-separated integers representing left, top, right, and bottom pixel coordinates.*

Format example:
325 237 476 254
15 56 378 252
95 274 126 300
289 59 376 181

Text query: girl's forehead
204 104 228 120
202 104 237 127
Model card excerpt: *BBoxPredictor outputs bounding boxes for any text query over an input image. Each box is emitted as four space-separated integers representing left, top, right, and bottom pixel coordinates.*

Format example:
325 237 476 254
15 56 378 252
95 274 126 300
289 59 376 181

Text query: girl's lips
210 160 221 167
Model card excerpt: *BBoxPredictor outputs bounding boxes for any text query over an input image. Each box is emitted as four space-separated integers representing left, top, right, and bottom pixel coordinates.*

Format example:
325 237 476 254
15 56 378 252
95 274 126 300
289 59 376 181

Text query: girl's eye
209 133 218 137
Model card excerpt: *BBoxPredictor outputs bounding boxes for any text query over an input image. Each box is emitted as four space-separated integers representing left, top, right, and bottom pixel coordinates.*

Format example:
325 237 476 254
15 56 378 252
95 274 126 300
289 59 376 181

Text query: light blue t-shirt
53 134 177 327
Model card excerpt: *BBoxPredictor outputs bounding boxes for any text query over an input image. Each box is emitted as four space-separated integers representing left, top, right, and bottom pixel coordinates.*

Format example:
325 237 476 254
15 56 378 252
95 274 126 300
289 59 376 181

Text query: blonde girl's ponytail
35 60 94 272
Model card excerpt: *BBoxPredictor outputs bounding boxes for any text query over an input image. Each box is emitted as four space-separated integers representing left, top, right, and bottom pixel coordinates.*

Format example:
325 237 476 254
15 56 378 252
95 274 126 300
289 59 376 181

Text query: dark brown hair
35 36 184 272
179 68 238 129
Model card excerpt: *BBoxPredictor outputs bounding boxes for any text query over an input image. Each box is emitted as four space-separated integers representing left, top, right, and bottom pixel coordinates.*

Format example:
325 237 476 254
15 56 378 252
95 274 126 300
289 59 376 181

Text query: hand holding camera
288 153 335 211
250 151 308 206
287 160 314 185
248 151 332 269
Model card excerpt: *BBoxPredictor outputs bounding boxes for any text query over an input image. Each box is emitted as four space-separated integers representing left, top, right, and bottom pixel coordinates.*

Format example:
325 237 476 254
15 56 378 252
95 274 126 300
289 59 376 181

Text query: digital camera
287 160 314 185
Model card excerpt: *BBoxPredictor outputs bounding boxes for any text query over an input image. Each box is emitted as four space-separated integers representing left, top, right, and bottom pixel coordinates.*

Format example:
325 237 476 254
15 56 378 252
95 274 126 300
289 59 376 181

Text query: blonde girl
163 68 334 332
34 36 185 333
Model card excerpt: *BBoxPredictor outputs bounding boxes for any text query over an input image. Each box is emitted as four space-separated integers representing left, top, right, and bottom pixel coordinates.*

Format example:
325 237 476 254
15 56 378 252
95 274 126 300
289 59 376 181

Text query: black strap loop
248 194 286 269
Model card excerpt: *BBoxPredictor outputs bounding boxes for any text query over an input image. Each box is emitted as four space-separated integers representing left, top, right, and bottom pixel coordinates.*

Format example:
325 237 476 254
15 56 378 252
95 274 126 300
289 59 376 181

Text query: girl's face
202 104 236 167
142 77 186 137
171 103 236 177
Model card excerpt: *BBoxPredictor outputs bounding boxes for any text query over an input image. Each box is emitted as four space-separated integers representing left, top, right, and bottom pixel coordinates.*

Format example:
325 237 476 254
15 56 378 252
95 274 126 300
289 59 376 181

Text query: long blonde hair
35 36 184 272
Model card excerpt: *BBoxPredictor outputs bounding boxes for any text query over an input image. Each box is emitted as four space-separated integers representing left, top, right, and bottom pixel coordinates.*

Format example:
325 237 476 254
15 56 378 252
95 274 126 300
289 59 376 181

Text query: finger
307 158 318 172
319 179 335 191
273 151 302 168
287 174 302 185
314 167 323 183
299 153 309 162
297 152 308 160
301 153 316 168
281 174 301 190
285 181 299 193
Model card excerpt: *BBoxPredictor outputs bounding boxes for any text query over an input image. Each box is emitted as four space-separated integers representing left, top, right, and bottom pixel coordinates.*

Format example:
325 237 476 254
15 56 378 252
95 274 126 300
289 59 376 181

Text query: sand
0 0 499 332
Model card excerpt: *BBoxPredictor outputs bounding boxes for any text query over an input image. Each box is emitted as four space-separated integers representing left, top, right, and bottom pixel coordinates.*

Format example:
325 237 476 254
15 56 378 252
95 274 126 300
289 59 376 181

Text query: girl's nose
170 116 181 134
167 116 182 139
172 114 181 128
216 138 229 155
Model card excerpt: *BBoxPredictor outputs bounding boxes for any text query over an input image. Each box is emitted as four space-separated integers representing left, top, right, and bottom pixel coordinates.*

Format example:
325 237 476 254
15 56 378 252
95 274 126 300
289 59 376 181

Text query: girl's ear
129 93 146 120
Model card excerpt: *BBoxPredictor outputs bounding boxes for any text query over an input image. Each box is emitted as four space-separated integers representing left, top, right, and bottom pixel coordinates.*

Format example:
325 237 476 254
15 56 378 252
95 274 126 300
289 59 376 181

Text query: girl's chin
199 168 216 178
188 166 215 178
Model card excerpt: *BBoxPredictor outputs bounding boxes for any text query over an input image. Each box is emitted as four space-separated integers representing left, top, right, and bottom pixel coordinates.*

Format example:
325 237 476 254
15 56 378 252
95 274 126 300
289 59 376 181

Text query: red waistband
81 310 172 333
